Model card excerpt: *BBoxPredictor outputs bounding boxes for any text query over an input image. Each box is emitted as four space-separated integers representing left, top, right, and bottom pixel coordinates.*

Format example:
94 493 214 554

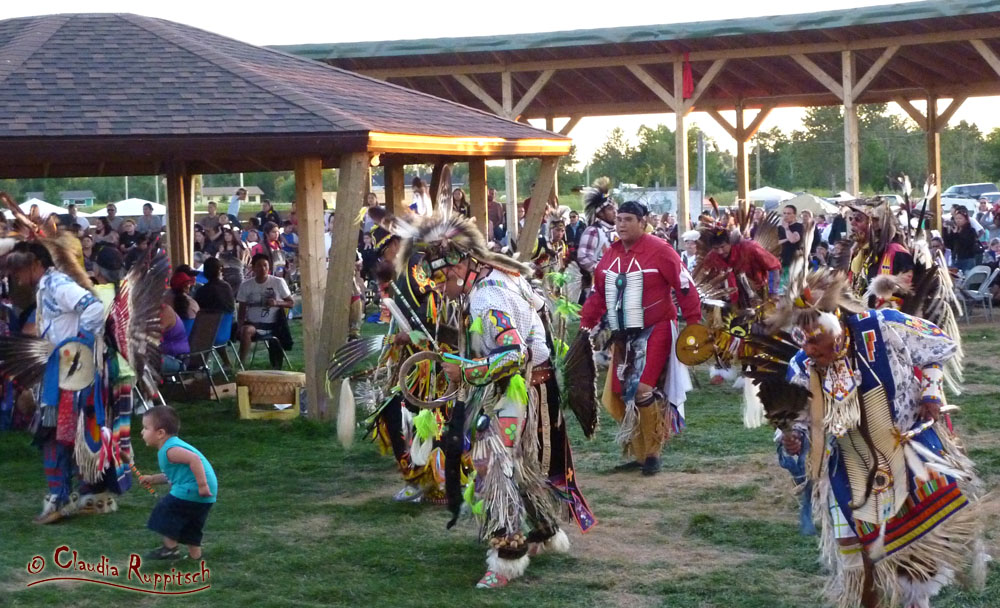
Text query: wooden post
735 104 750 202
469 158 488 236
926 95 942 231
517 157 559 256
674 61 690 229
383 161 405 217
545 117 560 199
165 162 192 268
319 152 369 419
842 51 860 197
294 157 326 420
502 70 519 242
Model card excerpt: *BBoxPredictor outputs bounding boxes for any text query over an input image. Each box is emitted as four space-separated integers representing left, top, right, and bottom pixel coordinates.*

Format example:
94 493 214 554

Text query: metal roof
279 0 1000 118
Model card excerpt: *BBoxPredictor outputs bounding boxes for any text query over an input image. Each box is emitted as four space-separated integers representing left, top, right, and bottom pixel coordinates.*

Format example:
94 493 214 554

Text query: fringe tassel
480 427 522 541
73 412 105 484
615 401 639 448
822 391 861 438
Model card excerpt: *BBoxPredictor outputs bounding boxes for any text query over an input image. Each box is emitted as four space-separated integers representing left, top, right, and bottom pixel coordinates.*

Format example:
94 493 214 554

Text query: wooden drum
236 370 306 420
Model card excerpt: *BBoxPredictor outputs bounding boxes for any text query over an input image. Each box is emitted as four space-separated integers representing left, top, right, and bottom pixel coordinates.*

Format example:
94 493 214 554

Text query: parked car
941 182 1000 211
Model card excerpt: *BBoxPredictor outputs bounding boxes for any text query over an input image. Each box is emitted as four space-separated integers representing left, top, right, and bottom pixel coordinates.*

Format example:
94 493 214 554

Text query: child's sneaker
145 545 182 560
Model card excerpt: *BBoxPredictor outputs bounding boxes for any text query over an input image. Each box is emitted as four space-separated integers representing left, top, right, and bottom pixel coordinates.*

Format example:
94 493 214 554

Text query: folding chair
212 311 244 372
958 266 999 322
132 369 167 414
248 331 292 370
174 312 226 400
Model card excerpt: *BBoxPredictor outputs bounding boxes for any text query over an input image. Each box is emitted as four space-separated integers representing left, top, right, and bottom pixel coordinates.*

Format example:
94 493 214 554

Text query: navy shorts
147 494 213 546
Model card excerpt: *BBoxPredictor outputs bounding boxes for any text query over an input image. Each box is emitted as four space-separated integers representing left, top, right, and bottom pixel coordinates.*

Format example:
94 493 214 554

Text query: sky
3 0 997 164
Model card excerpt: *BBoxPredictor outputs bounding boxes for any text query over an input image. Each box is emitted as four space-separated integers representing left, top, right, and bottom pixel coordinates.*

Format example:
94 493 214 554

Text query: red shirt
703 239 780 303
580 233 701 330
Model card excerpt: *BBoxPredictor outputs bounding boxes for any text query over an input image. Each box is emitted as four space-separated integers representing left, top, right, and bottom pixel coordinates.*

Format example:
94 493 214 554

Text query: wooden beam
469 158 488 236
625 64 677 111
516 157 559 256
852 46 899 98
320 152 368 420
843 51 860 197
971 39 1000 78
558 115 582 136
293 157 326 420
453 74 505 115
358 27 1000 79
744 105 774 140
705 109 738 140
684 59 727 110
926 95 942 231
792 54 845 100
936 96 967 131
735 104 749 202
511 69 555 117
675 61 690 227
894 96 927 129
383 160 405 217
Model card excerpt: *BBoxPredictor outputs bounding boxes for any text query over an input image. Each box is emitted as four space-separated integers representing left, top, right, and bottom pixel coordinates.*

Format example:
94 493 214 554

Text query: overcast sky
3 0 996 163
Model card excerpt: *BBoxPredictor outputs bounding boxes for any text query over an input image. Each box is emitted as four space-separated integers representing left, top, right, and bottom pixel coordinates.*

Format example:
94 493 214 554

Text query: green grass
2 320 999 607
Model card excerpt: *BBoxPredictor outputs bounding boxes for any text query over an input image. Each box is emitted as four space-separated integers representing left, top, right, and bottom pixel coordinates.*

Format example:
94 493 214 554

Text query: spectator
975 197 995 242
487 187 505 237
94 217 115 243
228 187 247 220
27 204 41 225
124 233 150 270
236 254 294 367
280 221 299 258
136 202 163 235
193 226 207 254
680 230 700 271
824 210 848 244
202 224 222 257
360 193 380 234
200 201 222 233
119 219 139 249
105 203 124 231
811 242 830 269
63 204 90 231
160 302 189 374
451 188 471 218
80 234 96 274
245 229 260 248
777 204 804 270
944 209 980 272
930 236 953 268
167 269 200 321
799 209 822 253
194 257 235 315
218 227 248 293
255 199 281 226
250 222 286 275
410 177 430 216
985 237 1000 265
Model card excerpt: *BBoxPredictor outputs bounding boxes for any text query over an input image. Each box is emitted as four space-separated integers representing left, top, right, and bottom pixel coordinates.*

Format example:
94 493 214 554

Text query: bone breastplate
604 256 644 331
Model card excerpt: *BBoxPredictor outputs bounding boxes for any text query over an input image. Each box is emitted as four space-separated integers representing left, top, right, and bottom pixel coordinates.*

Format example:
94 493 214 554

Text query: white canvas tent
785 193 840 216
91 198 165 217
830 191 858 202
748 186 795 210
20 198 71 218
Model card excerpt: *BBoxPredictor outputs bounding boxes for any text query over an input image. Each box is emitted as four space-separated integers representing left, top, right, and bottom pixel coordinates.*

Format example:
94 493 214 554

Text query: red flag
682 52 694 99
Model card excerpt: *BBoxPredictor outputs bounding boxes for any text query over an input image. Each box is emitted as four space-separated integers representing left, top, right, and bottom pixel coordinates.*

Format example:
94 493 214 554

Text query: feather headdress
767 268 865 335
582 176 614 224
394 208 531 277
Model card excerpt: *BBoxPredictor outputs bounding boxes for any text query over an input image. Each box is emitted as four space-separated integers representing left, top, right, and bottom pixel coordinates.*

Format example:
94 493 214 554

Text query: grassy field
2 321 999 607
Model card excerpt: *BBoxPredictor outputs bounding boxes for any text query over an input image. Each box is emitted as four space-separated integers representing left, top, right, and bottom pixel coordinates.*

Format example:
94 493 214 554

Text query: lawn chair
248 331 292 370
957 265 998 322
173 312 226 400
212 311 243 373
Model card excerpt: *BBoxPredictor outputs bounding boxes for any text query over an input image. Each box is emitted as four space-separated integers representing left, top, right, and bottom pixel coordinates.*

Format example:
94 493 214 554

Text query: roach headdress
582 176 615 224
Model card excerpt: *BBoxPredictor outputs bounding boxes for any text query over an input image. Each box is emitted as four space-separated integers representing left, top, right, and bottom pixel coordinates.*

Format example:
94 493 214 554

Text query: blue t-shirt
158 436 218 504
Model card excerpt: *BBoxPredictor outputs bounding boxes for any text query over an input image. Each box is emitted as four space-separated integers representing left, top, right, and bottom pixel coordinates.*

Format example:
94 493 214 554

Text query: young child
139 406 218 560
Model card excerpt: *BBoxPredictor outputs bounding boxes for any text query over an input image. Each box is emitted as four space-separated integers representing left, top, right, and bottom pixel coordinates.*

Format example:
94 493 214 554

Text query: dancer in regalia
754 268 984 608
579 201 701 475
395 211 595 588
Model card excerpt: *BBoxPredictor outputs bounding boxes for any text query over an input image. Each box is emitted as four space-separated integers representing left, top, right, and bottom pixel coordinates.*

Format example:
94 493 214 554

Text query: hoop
397 351 459 409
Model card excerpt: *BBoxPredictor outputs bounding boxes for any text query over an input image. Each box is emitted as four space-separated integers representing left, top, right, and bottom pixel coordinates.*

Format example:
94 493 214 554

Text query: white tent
90 198 165 217
748 186 795 203
785 193 840 216
19 198 70 218
830 191 858 202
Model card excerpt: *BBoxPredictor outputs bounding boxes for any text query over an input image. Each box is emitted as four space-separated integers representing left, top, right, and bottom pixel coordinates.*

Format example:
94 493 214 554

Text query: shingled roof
0 13 568 178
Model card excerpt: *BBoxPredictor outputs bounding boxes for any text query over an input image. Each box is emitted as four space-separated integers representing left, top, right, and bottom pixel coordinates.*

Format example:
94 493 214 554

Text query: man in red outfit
580 201 702 475
701 227 781 306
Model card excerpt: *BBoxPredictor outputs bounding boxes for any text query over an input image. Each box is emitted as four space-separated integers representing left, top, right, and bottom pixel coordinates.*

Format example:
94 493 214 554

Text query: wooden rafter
852 46 898 98
511 70 555 117
453 74 504 114
684 59 726 109
971 39 1000 78
559 115 582 135
792 53 844 100
625 63 677 111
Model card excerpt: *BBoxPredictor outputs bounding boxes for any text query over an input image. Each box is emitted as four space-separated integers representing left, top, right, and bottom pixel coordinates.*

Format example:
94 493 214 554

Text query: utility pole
755 138 762 189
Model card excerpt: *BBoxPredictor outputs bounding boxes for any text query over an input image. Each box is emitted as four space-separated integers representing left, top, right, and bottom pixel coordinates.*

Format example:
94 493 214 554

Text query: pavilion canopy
785 193 840 216
748 186 796 204
0 13 569 179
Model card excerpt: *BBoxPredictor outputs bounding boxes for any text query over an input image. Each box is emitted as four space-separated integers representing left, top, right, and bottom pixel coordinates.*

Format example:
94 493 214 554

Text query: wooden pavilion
282 0 1000 229
0 13 570 417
